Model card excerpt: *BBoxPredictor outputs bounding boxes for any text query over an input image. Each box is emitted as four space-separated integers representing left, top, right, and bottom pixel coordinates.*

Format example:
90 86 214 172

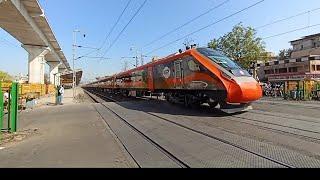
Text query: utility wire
100 0 148 59
205 7 320 48
143 0 230 48
262 23 320 39
256 7 320 30
98 0 132 51
78 0 132 58
146 0 264 55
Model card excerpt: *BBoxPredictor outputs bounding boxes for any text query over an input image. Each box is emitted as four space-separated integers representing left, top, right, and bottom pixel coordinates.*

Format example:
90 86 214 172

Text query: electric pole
72 30 80 99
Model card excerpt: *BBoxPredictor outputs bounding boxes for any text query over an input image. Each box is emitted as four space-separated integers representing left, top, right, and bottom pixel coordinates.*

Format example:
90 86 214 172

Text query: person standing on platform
59 85 65 105
3 90 9 110
55 85 60 105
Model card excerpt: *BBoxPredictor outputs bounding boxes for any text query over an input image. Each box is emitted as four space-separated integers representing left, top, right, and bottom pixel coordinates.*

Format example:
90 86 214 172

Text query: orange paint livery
85 47 263 111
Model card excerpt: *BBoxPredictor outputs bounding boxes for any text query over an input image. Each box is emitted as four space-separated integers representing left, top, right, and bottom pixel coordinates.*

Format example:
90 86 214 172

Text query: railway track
84 89 315 168
87 90 320 143
86 90 189 168
247 110 320 125
226 115 320 142
131 94 320 143
255 100 320 110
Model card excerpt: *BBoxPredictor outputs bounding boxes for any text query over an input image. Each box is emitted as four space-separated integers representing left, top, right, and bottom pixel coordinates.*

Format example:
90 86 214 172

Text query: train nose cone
239 82 263 103
227 78 263 104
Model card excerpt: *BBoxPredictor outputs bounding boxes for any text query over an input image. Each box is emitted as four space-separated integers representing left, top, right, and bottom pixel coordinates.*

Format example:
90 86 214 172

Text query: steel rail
84 90 141 168
86 89 295 168
247 111 320 125
134 95 320 142
84 90 190 168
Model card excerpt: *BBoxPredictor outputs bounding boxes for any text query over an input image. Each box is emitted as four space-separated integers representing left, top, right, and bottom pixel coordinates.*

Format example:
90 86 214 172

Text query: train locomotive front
84 47 263 114
155 47 263 113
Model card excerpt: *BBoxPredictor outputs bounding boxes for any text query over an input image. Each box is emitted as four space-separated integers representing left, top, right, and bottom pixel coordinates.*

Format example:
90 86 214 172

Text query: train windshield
197 48 251 77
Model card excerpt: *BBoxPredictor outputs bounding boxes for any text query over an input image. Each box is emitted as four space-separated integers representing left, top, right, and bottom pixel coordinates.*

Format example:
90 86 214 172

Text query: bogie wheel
184 95 190 107
166 94 173 104
209 101 219 108
219 101 228 109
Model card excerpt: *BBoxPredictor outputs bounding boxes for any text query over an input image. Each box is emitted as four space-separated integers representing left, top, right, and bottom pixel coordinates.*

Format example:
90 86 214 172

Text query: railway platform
0 88 133 168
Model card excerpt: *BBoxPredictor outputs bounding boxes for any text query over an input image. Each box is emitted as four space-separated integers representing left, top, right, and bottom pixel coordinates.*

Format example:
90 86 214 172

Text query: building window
289 67 298 73
275 69 279 74
264 70 274 75
301 45 304 50
316 65 320 71
312 65 316 71
265 63 270 66
274 61 279 65
279 68 288 74
285 60 290 64
296 58 302 62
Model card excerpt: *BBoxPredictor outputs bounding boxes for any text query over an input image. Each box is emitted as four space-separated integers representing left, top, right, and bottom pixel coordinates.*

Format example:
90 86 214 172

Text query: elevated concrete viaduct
0 0 71 85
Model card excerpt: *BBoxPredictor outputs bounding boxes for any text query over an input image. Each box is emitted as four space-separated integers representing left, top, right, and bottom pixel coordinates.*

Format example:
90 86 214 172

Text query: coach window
188 59 201 72
136 71 143 82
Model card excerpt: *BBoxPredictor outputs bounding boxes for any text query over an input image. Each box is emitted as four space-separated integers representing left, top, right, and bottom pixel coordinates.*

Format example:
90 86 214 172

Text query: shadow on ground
113 99 242 118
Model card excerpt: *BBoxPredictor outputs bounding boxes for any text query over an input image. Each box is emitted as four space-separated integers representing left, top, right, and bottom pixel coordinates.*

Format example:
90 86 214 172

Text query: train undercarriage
162 90 252 114
85 87 252 114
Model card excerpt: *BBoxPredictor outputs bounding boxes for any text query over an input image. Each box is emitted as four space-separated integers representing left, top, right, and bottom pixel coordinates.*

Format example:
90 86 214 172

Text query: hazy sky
1 0 320 82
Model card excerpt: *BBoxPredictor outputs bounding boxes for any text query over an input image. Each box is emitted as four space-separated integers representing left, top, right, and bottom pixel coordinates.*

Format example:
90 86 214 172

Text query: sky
1 0 320 82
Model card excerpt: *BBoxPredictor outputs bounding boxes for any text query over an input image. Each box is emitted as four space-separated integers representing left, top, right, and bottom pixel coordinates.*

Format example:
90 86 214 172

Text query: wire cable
256 7 320 30
99 0 132 51
143 0 230 48
262 23 320 39
78 0 132 58
100 0 148 59
146 0 264 55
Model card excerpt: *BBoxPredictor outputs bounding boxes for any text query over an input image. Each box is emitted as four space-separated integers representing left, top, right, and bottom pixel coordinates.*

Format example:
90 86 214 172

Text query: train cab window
197 48 251 77
188 59 200 72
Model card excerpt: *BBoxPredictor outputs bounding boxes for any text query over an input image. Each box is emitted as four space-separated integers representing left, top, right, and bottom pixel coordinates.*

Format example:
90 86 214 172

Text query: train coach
84 47 263 113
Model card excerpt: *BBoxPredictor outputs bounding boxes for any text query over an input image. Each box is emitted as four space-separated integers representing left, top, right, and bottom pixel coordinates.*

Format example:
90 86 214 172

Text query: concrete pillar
23 45 50 84
56 73 61 86
49 62 60 85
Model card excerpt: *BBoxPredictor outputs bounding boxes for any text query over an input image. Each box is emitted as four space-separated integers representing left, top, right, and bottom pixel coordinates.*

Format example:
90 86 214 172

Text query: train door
148 66 154 92
174 60 184 89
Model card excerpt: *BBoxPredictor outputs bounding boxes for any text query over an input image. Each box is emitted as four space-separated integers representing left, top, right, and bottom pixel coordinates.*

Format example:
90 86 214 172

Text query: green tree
208 23 267 69
0 71 13 82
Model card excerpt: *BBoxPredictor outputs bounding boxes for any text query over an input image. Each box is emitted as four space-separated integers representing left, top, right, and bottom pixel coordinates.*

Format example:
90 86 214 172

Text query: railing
1 83 55 99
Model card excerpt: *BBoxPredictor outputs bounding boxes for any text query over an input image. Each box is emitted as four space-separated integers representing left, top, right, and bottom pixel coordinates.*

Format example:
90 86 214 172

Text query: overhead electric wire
256 7 320 30
215 7 320 44
142 0 230 48
78 0 132 58
262 23 320 39
98 0 132 51
100 0 148 59
146 0 265 55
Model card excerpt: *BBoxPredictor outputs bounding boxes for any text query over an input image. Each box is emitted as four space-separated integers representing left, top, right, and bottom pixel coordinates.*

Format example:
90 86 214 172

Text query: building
290 33 320 59
14 74 28 84
256 33 320 100
60 69 83 89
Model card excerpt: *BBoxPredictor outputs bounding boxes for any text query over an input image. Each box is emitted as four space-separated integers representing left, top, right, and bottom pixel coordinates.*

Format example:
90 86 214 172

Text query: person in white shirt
3 91 9 109
58 85 65 105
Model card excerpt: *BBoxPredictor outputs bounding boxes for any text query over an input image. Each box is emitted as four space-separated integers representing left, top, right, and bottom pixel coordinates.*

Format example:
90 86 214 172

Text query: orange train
84 47 263 113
